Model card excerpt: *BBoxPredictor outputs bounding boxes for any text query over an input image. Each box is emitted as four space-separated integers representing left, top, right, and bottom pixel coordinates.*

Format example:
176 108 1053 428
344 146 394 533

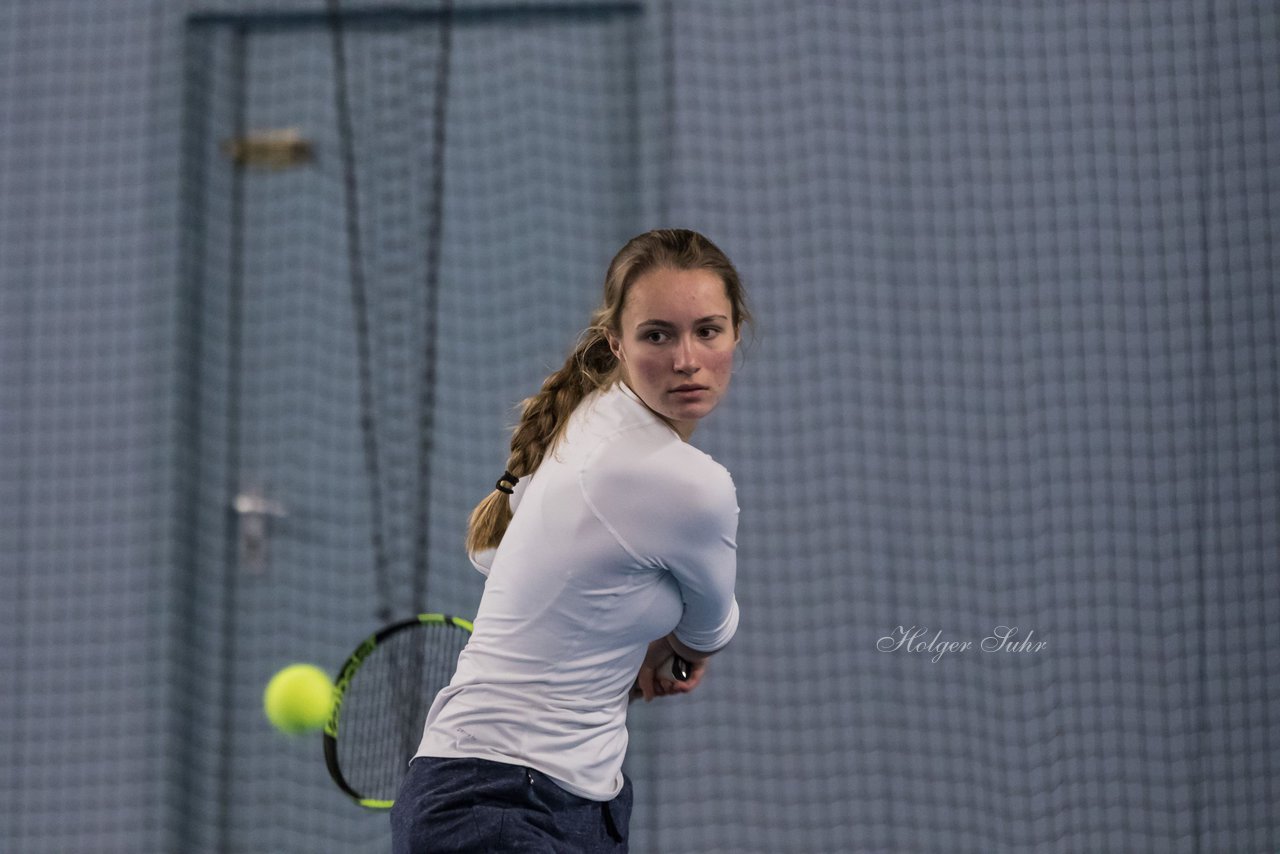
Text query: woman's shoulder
660 438 735 484
583 427 736 517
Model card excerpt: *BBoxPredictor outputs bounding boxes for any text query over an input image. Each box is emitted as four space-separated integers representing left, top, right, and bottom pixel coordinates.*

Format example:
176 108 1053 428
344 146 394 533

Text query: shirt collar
612 380 683 440
615 379 642 405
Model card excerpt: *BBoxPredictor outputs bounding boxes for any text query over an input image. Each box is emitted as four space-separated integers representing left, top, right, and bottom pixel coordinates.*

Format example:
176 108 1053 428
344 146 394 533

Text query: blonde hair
465 228 752 555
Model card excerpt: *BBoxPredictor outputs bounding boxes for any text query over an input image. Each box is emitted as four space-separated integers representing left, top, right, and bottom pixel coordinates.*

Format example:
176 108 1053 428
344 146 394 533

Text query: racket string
336 621 469 802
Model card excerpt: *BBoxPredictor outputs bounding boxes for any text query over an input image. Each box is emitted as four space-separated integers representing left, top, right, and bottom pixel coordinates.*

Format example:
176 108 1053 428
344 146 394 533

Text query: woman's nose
673 337 699 373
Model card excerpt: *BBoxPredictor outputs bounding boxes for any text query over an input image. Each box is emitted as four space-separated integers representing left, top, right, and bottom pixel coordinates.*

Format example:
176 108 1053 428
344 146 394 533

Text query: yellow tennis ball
263 663 335 735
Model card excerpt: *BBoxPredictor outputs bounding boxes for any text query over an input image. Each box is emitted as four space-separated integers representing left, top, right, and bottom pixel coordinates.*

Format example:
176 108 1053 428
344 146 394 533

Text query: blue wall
3 2 1277 852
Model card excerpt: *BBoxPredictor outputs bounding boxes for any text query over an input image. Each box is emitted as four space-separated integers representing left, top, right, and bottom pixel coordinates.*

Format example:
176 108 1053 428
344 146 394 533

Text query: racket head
324 613 472 809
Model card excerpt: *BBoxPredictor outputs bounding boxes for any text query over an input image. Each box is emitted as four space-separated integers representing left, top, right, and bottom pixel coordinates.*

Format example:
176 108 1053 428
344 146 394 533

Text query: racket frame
323 612 473 809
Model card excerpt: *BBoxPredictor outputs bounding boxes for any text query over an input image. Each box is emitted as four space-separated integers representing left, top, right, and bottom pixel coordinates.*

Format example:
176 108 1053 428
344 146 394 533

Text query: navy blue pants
390 757 632 853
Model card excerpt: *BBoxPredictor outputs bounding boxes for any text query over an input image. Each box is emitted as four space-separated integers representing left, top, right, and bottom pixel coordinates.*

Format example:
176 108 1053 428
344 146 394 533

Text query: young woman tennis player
391 229 751 852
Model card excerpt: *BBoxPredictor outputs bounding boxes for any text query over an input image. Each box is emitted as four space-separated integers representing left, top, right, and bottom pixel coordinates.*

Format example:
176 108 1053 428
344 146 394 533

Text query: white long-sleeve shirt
413 380 740 800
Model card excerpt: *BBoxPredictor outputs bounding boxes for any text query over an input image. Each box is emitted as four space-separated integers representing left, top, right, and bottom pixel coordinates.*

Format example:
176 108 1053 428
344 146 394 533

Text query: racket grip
629 653 693 703
666 654 691 682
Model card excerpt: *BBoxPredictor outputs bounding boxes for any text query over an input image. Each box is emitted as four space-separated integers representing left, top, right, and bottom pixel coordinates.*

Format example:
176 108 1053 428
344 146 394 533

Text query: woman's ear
605 329 624 362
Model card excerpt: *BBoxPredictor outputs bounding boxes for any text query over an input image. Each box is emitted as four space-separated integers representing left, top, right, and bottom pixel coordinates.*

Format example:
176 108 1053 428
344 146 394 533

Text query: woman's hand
632 636 709 702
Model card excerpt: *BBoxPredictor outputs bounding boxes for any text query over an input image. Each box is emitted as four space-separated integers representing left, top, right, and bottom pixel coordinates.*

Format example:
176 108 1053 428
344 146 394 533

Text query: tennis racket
324 613 472 809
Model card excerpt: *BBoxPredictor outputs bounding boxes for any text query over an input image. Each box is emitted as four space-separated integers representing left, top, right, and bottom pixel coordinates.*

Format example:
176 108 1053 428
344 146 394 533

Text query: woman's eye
644 330 667 344
698 326 723 339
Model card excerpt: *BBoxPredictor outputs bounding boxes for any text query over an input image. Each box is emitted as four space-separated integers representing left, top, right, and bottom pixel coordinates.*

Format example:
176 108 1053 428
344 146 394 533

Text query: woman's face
606 266 738 441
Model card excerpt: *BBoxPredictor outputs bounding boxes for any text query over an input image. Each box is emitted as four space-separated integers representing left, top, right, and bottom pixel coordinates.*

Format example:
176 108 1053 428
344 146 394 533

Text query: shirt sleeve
581 436 740 653
468 547 495 577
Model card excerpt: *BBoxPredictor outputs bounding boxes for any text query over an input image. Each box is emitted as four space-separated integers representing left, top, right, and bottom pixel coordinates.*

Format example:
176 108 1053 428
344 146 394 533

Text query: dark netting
1 1 1276 852
171 5 648 851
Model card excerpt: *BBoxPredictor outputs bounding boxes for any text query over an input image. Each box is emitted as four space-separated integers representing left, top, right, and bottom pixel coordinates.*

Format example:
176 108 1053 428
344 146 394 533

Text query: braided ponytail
465 327 616 554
